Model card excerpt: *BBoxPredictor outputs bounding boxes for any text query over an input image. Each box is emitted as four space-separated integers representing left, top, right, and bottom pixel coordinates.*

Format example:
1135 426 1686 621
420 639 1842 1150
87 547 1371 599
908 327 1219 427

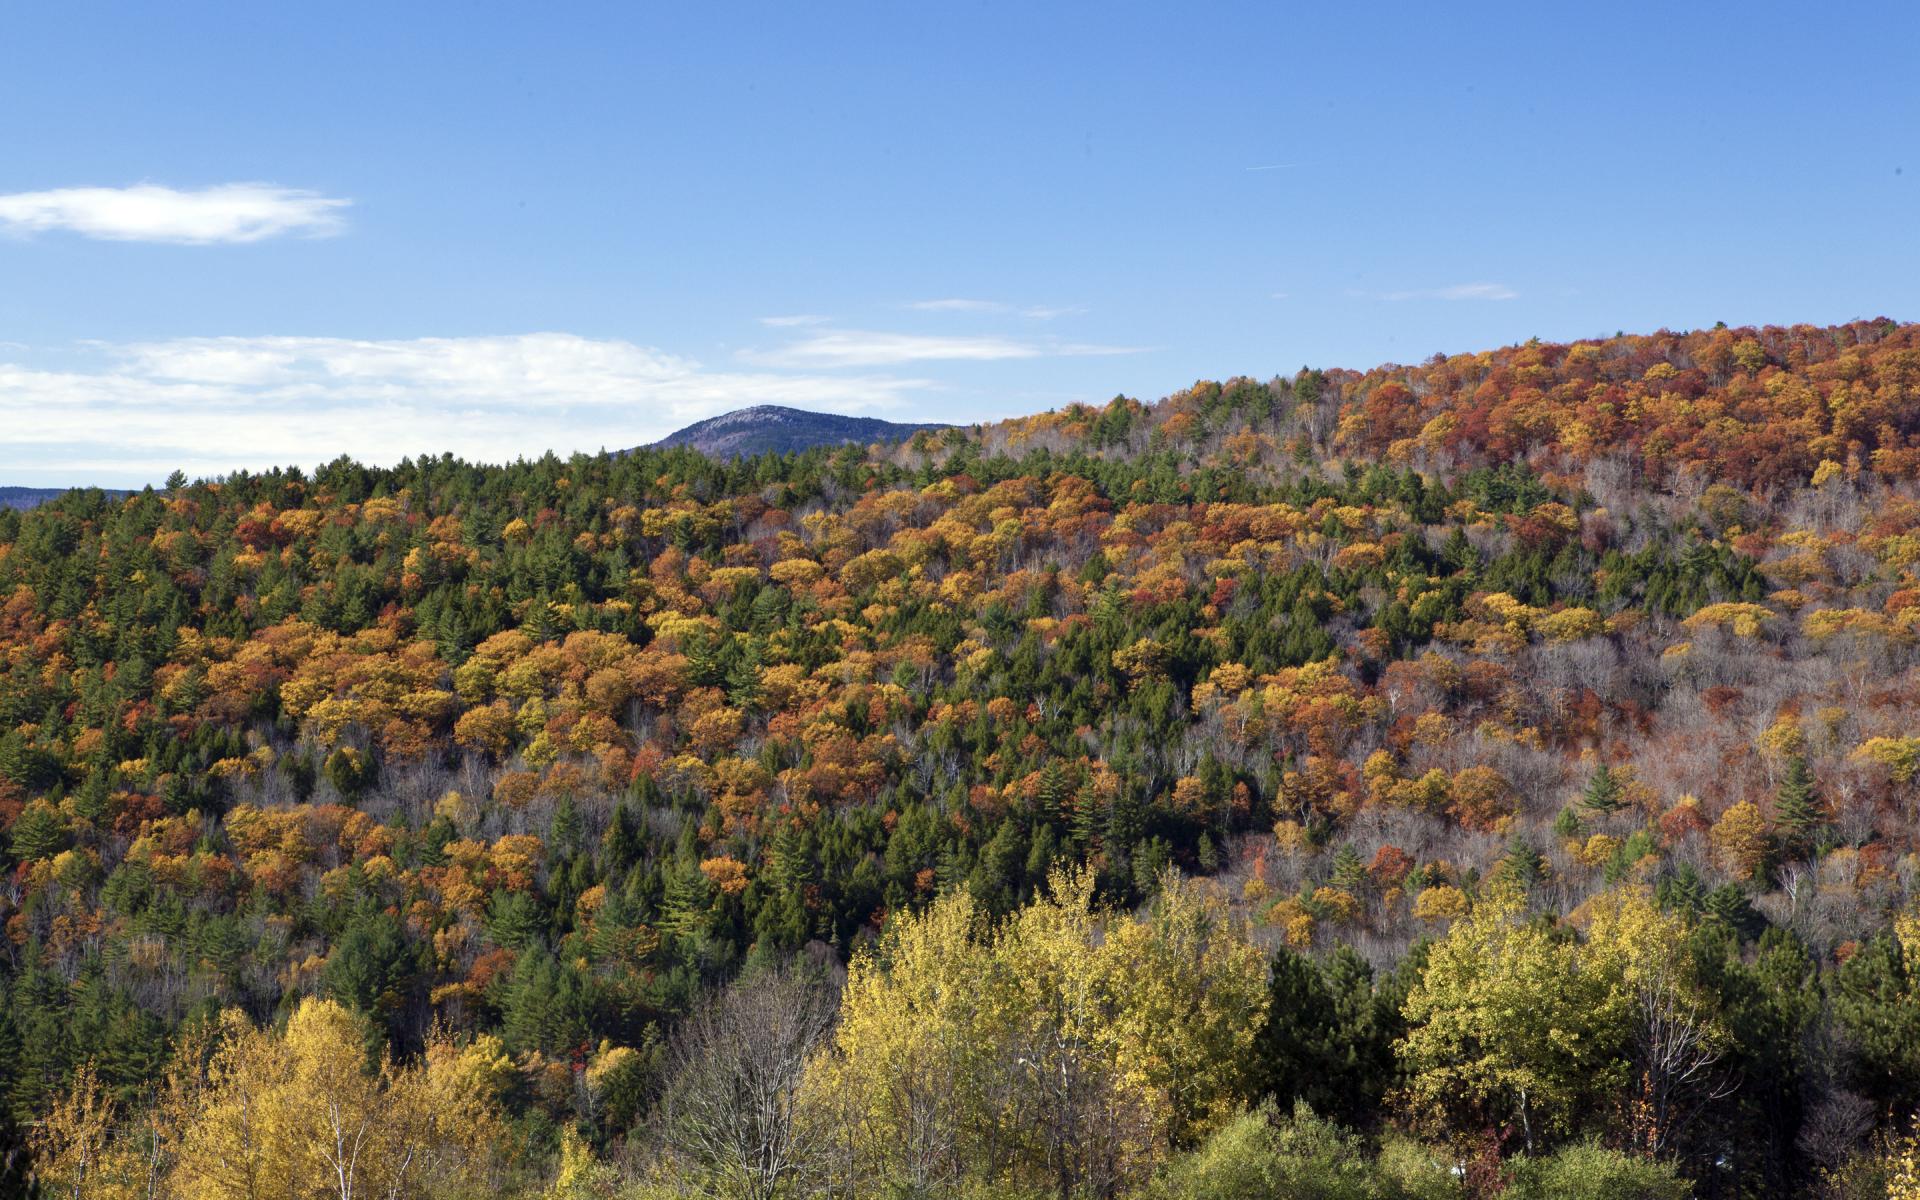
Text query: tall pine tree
1580 763 1625 813
1773 755 1824 859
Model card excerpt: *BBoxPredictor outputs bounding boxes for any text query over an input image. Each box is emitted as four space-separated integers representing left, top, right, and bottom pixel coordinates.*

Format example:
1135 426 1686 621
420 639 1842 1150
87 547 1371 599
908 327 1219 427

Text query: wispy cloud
758 314 832 327
907 298 1003 313
0 334 929 482
1366 282 1519 302
747 329 1141 369
1244 163 1298 172
0 183 351 244
905 299 1086 320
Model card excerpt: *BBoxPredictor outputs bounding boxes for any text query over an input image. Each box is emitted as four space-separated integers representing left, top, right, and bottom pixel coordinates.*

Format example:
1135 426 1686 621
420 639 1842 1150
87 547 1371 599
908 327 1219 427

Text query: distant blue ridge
1 485 134 511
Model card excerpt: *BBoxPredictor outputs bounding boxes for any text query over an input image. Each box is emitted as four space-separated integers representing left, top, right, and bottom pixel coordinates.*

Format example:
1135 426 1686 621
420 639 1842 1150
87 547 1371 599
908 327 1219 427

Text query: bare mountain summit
648 405 950 458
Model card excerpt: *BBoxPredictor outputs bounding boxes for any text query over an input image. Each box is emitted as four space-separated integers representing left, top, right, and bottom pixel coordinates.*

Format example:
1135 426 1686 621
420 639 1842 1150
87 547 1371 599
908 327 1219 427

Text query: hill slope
648 404 950 457
7 319 1920 1194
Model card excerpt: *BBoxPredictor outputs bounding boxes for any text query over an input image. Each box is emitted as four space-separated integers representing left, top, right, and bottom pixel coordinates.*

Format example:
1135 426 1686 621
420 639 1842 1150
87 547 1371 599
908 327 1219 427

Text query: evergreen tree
500 951 590 1056
1330 845 1368 894
1035 762 1070 826
766 820 813 894
72 768 110 824
0 1100 35 1199
659 858 716 944
325 908 421 1048
1773 755 1824 859
88 1000 167 1102
1579 763 1624 813
550 793 583 859
601 799 642 873
1830 933 1920 1115
1196 831 1220 873
1655 863 1706 916
687 632 729 689
1551 806 1583 838
725 637 765 711
1251 946 1400 1129
1069 781 1104 853
1106 786 1145 853
1498 838 1548 891
6 803 67 863
485 889 547 952
1703 884 1763 941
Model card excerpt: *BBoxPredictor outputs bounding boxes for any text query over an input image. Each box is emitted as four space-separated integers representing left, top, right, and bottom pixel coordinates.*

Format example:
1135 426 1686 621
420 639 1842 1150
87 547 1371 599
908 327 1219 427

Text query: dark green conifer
1331 844 1368 893
1580 763 1624 813
1773 755 1824 858
1499 838 1548 891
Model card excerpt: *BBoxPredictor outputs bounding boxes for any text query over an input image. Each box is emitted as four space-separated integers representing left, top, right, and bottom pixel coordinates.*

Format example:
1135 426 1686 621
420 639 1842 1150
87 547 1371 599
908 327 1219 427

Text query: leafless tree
1628 950 1737 1156
658 964 840 1200
998 1001 1156 1200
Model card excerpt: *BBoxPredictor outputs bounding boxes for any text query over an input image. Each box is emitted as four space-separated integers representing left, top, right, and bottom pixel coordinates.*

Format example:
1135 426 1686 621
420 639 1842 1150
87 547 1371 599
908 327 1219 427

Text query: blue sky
2 1 1915 487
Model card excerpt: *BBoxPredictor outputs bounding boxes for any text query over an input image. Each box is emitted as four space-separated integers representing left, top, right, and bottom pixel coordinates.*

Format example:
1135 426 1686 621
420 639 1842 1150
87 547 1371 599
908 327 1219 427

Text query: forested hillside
10 318 1920 1198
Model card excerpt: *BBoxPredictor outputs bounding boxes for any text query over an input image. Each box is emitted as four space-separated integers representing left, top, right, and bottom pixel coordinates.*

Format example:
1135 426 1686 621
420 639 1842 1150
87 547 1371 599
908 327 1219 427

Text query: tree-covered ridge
9 318 1920 1196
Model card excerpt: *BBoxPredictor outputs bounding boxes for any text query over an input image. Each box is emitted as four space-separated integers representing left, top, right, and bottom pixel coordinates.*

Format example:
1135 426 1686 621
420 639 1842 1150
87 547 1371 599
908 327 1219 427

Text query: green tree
7 800 68 862
1497 839 1548 892
325 908 421 1048
499 951 590 1056
1329 846 1368 894
1501 1140 1690 1200
1830 931 1920 1115
1251 947 1400 1129
1579 763 1624 814
1149 1103 1398 1200
1772 755 1824 859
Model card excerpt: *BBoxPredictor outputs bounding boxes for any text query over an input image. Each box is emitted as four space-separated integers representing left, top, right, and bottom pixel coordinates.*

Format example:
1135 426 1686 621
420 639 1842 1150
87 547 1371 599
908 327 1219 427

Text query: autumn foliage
10 319 1920 1196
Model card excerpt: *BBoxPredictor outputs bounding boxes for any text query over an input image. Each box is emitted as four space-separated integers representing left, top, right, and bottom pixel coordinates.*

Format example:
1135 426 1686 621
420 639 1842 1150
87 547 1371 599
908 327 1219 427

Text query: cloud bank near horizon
0 333 931 486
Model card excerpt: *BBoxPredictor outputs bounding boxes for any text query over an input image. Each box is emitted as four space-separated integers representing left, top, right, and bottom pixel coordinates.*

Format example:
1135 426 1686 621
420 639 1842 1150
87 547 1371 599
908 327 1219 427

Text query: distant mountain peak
647 406 951 459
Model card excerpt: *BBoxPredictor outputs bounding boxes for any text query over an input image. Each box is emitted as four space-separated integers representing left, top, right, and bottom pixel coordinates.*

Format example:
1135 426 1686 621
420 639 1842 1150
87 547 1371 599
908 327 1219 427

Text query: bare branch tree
1630 952 1737 1155
659 963 840 1200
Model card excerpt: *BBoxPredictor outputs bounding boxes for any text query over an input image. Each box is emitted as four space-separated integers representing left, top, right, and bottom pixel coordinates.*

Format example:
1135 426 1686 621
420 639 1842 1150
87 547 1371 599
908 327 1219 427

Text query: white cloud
747 329 1141 369
758 314 832 327
908 298 1004 313
1429 282 1519 301
905 299 1084 320
1370 282 1519 302
0 333 930 482
0 183 350 244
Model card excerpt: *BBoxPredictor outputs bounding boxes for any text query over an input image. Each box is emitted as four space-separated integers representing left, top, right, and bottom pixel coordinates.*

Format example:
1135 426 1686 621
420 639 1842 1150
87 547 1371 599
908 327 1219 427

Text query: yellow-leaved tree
29 1018 223 1200
803 867 1266 1200
27 1061 119 1200
1580 887 1731 1156
1887 1123 1920 1200
1397 882 1635 1155
169 998 510 1200
803 884 998 1197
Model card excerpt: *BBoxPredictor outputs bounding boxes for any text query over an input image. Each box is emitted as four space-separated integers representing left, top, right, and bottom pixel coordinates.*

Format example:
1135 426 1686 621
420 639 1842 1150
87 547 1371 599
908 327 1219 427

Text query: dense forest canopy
10 318 1920 1197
